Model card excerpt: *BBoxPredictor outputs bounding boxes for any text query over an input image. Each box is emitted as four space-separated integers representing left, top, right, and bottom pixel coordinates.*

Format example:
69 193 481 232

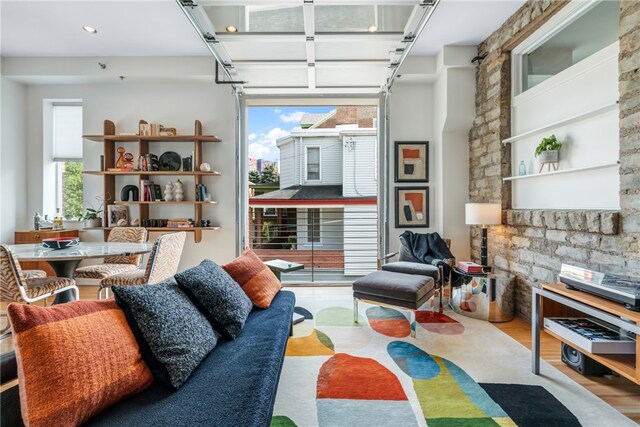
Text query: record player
558 264 640 311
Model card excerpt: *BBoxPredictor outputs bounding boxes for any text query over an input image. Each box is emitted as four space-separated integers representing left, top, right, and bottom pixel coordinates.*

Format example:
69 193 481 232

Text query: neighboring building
256 159 274 172
248 157 258 171
250 106 378 277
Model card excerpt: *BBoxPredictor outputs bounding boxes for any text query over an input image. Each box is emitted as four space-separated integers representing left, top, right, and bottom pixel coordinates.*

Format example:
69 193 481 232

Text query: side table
264 259 305 325
452 268 516 323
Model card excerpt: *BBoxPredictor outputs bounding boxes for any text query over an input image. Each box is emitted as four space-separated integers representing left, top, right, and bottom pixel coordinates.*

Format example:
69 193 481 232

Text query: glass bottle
53 208 64 230
519 160 527 176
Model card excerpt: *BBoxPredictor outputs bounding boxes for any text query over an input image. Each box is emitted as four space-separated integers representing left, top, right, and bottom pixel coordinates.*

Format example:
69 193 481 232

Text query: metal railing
248 207 378 284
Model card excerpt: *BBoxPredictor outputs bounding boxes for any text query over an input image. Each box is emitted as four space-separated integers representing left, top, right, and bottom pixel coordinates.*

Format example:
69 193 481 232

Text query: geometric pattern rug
272 288 636 427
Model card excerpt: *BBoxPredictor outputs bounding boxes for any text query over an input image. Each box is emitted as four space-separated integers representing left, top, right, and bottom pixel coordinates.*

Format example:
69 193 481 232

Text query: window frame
306 208 321 244
305 145 321 182
511 0 607 98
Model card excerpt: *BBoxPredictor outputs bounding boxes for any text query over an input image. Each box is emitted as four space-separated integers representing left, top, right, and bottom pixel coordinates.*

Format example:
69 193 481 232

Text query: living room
1 0 639 426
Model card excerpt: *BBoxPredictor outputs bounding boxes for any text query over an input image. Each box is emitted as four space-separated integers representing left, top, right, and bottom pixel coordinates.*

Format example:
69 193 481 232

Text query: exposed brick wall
316 106 377 129
469 0 640 318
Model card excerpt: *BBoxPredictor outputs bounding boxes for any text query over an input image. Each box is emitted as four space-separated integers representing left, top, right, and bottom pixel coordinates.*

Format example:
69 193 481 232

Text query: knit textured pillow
112 282 220 389
175 259 253 339
222 249 282 309
7 300 153 427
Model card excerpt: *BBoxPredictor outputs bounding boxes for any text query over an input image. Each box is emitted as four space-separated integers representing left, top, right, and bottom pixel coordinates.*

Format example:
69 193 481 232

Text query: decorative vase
538 150 558 164
199 163 211 172
174 179 184 202
164 181 174 201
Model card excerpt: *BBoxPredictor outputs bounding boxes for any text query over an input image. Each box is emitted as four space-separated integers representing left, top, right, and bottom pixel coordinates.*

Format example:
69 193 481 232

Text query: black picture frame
395 187 429 228
395 141 429 183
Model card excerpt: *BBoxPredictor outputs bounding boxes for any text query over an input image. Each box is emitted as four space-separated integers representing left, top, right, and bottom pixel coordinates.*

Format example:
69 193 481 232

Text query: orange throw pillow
8 300 153 427
222 249 282 309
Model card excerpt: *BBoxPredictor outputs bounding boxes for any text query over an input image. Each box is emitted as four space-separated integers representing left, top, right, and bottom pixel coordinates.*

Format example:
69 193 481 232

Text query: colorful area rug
272 288 635 427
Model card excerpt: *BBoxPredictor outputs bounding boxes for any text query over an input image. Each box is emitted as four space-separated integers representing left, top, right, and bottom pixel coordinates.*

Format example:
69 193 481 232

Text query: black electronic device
561 343 612 376
558 264 640 311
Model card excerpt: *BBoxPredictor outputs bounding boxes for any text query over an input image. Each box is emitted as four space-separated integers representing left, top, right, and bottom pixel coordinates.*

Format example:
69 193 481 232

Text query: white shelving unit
502 101 619 144
503 161 619 181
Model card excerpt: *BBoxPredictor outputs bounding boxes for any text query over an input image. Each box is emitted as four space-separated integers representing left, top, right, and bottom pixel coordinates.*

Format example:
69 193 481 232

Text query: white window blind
53 105 83 161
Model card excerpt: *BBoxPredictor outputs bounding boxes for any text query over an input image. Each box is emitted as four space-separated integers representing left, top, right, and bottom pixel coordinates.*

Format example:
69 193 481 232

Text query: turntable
558 264 640 311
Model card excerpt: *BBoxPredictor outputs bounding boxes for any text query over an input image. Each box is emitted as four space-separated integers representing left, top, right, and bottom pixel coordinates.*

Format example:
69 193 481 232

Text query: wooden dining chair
74 227 147 280
0 244 79 338
98 232 186 299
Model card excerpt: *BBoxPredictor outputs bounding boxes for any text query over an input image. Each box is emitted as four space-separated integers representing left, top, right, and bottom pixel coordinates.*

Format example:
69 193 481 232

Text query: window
52 104 83 219
520 1 619 93
307 208 320 243
306 146 320 181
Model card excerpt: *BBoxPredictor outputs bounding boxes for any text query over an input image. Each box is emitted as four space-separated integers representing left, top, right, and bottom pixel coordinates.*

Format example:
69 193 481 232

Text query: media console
532 283 640 385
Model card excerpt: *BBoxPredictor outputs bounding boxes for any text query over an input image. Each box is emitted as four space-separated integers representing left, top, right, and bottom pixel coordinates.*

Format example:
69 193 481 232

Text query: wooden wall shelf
83 119 220 243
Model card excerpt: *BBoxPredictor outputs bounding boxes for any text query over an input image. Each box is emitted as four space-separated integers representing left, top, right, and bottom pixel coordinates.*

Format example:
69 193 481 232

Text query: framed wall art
107 205 129 227
395 187 429 228
395 141 429 182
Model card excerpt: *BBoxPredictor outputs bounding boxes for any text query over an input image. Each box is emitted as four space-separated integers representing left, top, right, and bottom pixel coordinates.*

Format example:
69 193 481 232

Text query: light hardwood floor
2 286 639 422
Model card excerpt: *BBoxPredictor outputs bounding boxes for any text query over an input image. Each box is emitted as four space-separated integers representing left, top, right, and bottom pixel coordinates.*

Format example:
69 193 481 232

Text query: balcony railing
248 207 378 284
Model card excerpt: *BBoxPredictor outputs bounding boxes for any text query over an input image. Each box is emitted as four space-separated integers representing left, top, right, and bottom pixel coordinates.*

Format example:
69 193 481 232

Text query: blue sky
247 106 334 161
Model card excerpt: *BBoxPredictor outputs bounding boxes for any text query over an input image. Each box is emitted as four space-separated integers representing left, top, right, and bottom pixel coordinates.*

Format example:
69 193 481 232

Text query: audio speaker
561 343 611 376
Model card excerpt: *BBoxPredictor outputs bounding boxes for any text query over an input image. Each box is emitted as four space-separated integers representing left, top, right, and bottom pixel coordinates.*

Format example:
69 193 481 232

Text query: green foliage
248 169 261 184
248 164 279 184
262 220 275 241
81 208 102 220
62 162 84 219
260 164 278 183
535 134 562 157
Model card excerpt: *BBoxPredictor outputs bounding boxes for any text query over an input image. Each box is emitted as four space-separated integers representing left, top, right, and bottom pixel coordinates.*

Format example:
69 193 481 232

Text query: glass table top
9 242 153 262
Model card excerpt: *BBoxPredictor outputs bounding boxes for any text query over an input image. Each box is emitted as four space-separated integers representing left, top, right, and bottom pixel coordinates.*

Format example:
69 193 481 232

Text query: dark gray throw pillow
112 281 220 389
175 259 253 339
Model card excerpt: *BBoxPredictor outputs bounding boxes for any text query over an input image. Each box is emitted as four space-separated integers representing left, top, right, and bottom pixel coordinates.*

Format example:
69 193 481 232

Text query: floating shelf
84 135 221 142
502 102 619 144
502 161 619 181
113 201 218 205
83 171 221 176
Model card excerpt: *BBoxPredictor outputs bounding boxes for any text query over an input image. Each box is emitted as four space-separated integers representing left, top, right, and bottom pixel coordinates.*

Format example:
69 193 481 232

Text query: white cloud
274 108 282 114
248 133 256 141
279 111 305 123
247 127 290 159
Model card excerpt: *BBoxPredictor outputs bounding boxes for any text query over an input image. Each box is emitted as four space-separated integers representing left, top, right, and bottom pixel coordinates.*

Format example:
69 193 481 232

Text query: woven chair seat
74 263 139 280
100 270 147 287
22 270 47 279
24 277 76 299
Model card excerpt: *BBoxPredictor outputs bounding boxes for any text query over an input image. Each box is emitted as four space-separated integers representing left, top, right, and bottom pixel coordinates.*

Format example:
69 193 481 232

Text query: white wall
21 82 237 269
300 138 343 186
0 77 28 244
388 81 435 255
279 141 295 188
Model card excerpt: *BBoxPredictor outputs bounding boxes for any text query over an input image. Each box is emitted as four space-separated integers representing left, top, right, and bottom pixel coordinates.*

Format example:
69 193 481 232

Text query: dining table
9 242 153 304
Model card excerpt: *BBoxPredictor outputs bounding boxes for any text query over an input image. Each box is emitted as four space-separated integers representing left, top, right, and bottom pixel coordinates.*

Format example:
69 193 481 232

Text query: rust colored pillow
222 249 282 309
8 300 153 427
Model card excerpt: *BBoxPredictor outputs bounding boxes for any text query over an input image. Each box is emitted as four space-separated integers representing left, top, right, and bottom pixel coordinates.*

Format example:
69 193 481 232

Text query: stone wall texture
469 0 640 318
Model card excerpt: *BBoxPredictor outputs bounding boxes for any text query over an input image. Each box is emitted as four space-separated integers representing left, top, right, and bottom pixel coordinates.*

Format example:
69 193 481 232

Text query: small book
456 261 484 273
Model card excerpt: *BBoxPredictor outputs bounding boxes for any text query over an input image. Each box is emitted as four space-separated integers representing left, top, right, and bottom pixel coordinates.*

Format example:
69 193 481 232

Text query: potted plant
82 208 103 228
535 134 562 164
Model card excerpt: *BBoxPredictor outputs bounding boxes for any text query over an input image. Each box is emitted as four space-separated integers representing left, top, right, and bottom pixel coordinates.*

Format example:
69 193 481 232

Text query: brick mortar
469 1 640 319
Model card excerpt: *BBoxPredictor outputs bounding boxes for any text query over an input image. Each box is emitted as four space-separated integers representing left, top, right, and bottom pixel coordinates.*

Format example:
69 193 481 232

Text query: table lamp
465 203 502 267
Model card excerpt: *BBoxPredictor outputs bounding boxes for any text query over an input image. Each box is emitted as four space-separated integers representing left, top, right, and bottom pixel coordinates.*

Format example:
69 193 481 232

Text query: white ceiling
1 0 525 92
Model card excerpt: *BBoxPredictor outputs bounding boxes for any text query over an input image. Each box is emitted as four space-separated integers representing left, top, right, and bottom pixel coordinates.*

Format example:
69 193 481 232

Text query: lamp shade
465 203 501 226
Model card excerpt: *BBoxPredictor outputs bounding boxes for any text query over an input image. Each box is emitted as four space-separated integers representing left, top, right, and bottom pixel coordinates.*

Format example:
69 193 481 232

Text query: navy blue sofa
1 290 295 427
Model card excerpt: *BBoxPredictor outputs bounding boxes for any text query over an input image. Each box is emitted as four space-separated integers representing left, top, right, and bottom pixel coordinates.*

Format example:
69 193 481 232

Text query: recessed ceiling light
83 26 98 34
226 25 238 33
368 25 378 32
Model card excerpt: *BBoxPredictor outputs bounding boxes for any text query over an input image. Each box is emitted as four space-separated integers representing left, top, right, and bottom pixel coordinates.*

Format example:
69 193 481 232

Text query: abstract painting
395 141 428 182
395 187 429 228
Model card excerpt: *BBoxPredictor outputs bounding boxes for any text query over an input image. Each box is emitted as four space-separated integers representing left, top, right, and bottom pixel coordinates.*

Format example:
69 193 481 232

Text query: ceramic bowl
42 237 80 250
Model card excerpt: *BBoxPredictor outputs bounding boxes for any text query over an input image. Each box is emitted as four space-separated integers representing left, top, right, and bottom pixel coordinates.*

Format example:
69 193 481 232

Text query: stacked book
140 180 162 201
166 218 195 229
456 261 484 274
